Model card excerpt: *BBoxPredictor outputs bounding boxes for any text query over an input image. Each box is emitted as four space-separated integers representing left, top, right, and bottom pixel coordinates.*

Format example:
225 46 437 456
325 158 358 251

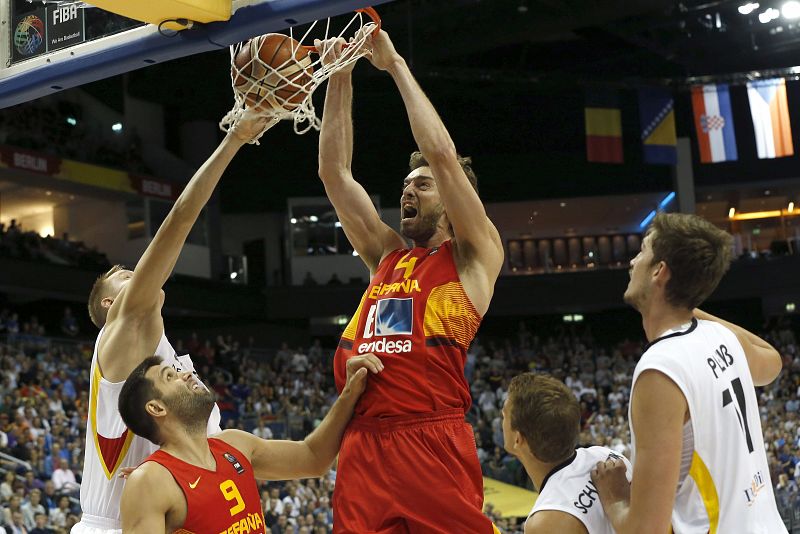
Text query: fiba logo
14 15 44 56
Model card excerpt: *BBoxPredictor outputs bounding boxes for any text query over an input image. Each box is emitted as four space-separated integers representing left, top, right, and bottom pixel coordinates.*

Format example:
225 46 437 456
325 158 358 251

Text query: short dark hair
409 151 478 193
88 264 126 328
119 356 164 445
648 213 733 310
507 373 580 463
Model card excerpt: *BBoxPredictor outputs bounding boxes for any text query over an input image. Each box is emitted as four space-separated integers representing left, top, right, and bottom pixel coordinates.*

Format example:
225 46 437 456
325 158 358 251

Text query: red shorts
332 408 496 534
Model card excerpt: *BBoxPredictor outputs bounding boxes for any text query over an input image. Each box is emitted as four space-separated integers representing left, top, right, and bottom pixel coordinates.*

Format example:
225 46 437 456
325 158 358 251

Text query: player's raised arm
120 462 179 533
222 354 381 480
113 111 275 322
693 309 783 386
317 38 405 273
366 30 503 266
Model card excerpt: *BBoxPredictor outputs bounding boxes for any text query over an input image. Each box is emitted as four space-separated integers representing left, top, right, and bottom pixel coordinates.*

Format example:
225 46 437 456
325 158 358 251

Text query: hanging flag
638 87 677 165
585 88 623 163
691 84 738 163
746 78 794 159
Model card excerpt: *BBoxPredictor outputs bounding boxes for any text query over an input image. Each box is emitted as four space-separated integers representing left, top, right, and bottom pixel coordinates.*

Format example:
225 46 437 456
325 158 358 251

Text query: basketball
232 33 314 112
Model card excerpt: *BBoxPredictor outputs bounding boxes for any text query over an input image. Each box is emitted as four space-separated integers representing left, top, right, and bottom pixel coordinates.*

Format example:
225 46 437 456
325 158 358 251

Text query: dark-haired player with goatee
117 354 374 533
316 28 503 533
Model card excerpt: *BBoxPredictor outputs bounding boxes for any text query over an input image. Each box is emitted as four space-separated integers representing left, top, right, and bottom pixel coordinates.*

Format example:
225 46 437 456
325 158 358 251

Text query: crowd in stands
0 307 796 533
0 99 148 174
0 220 111 271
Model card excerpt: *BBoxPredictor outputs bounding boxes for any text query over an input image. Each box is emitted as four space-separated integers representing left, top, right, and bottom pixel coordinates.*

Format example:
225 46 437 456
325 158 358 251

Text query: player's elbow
420 143 457 166
318 163 349 184
760 347 783 385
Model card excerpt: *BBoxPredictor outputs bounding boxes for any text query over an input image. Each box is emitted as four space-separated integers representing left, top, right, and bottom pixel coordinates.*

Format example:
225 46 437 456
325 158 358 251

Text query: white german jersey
79 328 222 526
528 446 632 534
631 319 786 534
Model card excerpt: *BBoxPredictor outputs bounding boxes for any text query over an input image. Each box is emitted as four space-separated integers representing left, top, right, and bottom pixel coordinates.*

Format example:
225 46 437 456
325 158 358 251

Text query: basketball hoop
219 7 381 140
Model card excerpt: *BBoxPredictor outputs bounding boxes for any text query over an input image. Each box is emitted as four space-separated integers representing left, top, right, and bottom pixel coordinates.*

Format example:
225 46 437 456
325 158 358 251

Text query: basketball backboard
0 0 393 109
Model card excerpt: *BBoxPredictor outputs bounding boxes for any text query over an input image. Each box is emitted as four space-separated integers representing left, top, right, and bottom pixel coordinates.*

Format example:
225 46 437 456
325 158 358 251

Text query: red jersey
334 240 481 417
145 438 266 534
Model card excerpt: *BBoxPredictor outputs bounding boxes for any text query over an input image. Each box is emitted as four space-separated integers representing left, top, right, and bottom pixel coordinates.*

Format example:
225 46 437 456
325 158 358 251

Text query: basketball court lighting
729 207 736 218
309 215 318 222
290 217 297 224
352 250 359 257
783 1 800 18
659 191 676 209
334 221 342 228
639 209 657 229
66 117 77 126
111 122 122 132
759 7 780 22
789 201 795 212
739 2 760 14
787 302 797 312
229 272 238 280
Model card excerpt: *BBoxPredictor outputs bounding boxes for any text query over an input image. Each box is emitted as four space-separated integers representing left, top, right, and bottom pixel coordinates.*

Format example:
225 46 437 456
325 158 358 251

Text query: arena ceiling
101 0 800 211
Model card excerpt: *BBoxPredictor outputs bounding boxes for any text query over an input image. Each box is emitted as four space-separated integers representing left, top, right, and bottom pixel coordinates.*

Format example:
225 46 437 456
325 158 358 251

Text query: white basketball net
220 11 376 141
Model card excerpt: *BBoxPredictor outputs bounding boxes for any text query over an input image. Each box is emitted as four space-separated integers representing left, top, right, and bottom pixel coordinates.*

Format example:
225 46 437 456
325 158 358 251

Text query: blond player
592 213 786 533
73 111 276 534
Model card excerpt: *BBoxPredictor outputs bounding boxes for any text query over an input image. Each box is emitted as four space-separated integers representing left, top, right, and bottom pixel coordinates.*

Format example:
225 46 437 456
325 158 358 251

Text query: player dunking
592 213 786 533
316 30 504 533
75 110 276 534
117 354 373 533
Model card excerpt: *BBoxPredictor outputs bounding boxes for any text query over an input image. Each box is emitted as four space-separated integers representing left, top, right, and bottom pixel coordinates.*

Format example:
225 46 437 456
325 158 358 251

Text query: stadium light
729 207 736 218
789 201 795 213
639 210 657 229
659 191 676 209
290 217 297 224
230 272 238 280
759 7 780 22
66 117 77 126
783 1 800 19
309 215 318 222
739 2 760 15
111 122 123 132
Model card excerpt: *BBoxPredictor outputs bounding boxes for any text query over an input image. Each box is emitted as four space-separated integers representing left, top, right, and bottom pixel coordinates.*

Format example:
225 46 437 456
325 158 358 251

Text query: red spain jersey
334 240 481 418
145 438 265 534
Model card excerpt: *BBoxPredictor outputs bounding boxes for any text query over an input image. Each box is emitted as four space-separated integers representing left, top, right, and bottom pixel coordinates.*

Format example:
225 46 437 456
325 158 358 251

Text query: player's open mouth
402 205 418 221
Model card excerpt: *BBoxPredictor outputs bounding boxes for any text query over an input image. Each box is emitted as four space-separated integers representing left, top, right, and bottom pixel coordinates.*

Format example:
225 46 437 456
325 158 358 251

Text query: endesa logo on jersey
357 298 413 354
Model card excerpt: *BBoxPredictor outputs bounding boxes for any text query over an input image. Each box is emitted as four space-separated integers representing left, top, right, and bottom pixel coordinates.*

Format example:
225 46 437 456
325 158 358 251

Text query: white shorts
71 513 121 534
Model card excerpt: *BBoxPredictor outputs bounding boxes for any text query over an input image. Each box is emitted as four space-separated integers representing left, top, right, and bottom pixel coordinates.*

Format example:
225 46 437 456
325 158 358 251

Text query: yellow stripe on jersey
492 523 502 534
342 290 368 341
90 365 134 480
688 451 719 534
423 282 481 347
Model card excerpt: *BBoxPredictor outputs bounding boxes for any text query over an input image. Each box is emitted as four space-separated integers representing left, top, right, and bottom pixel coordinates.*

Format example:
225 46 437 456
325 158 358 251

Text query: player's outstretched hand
364 29 401 71
229 108 280 144
343 353 384 397
591 458 630 510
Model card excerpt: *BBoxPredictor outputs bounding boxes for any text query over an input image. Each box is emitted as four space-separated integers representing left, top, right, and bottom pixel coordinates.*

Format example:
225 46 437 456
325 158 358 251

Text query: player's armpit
615 370 686 534
121 463 177 533
525 511 588 534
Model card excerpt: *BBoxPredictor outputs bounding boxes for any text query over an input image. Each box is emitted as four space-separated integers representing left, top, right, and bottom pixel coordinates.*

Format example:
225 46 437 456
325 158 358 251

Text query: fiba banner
46 4 85 52
11 8 47 63
584 88 624 163
638 87 677 165
691 84 738 163
746 78 794 159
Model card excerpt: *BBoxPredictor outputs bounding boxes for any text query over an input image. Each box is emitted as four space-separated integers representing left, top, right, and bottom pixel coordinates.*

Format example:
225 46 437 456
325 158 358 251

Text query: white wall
17 211 53 237
55 198 134 264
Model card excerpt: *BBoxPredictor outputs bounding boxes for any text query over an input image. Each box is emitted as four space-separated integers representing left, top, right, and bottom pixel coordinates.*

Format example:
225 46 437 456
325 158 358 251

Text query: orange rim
301 6 381 52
